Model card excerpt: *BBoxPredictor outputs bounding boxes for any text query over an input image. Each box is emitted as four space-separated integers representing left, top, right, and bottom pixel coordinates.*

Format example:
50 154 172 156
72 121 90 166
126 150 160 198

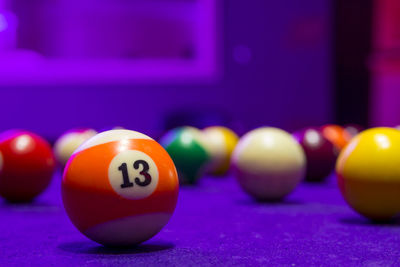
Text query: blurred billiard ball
0 130 55 202
62 130 179 246
53 128 97 166
321 124 351 150
293 128 338 182
344 124 364 138
159 126 210 184
336 127 400 221
232 127 306 201
202 126 239 176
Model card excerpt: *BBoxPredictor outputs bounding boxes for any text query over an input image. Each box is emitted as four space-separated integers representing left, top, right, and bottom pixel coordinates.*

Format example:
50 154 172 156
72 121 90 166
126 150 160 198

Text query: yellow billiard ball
336 127 400 220
203 126 239 176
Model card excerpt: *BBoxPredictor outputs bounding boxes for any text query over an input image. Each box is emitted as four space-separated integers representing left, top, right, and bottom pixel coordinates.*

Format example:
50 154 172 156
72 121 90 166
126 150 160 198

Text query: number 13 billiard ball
62 130 179 246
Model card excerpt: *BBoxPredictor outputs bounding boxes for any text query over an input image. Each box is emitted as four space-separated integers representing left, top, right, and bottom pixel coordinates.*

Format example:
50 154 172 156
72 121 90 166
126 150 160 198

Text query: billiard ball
321 124 351 150
53 128 97 166
336 127 400 221
344 124 363 138
202 126 239 176
0 130 56 202
62 130 179 246
293 128 338 182
159 127 210 184
232 127 306 200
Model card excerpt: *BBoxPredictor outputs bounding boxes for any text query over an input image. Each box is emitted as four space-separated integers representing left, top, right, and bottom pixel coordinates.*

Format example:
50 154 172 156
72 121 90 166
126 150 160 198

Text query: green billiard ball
159 127 210 184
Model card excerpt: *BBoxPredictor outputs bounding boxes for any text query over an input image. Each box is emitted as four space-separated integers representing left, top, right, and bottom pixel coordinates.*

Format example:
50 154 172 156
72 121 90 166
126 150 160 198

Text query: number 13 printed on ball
108 150 159 200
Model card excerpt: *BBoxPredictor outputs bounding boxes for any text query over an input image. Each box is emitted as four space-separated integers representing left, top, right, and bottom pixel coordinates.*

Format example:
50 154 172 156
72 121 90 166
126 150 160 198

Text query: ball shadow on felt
58 240 175 255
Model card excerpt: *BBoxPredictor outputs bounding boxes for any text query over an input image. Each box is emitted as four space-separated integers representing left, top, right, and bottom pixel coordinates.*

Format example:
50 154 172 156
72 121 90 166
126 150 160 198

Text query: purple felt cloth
0 171 399 266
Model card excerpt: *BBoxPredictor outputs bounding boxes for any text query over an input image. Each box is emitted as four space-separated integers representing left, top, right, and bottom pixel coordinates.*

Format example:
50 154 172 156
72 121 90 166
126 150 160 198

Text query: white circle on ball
108 150 159 200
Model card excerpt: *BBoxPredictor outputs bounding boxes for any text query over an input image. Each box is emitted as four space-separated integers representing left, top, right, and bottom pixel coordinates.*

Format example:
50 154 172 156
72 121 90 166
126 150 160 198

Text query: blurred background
0 0 395 140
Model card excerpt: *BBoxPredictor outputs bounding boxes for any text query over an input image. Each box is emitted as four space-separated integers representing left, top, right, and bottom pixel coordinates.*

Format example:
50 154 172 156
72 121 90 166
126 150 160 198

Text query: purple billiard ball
344 124 364 138
293 128 338 182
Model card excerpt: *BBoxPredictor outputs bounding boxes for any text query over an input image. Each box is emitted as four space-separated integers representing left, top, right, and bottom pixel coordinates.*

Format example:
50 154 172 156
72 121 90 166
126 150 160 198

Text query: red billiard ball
293 128 338 182
0 130 56 202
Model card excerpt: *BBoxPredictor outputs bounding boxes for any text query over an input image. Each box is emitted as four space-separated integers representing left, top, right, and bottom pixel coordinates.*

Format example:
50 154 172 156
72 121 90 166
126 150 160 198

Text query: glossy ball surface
232 127 306 200
321 124 351 150
293 128 338 182
336 127 400 220
62 130 179 246
202 126 239 176
54 128 97 166
0 130 55 202
160 127 210 184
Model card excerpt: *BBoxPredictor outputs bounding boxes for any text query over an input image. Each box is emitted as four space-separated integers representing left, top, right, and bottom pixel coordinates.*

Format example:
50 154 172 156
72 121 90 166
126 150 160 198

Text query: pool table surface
1 171 399 266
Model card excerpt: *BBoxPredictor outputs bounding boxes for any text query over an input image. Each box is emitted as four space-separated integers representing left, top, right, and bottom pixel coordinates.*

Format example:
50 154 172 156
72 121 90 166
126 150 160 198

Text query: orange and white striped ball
54 128 97 166
62 130 179 246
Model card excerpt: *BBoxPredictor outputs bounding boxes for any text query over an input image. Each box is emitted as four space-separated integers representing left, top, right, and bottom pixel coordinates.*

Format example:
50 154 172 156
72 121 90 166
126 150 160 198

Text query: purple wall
0 1 333 139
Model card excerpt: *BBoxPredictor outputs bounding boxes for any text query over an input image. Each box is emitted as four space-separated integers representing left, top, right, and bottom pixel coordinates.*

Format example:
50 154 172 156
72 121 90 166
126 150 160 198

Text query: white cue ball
232 127 306 200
